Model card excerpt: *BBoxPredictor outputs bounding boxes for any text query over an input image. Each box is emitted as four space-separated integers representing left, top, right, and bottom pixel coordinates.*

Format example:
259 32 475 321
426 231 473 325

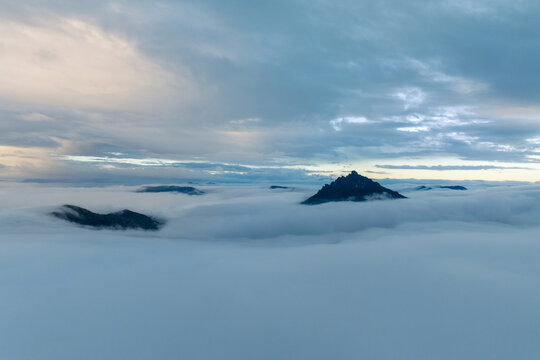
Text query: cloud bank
1 183 540 359
2 182 540 239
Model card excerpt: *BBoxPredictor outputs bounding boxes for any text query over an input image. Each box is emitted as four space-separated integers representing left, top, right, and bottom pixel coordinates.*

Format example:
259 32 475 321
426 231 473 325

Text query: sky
1 0 540 183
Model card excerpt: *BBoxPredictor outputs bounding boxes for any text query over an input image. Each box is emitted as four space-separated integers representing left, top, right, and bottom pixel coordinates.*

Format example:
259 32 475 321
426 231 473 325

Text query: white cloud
330 116 369 131
393 87 426 109
19 112 56 122
397 126 430 132
229 118 262 125
407 59 488 94
478 141 519 152
0 16 185 110
445 131 479 144
2 181 540 241
1 184 540 359
526 137 540 145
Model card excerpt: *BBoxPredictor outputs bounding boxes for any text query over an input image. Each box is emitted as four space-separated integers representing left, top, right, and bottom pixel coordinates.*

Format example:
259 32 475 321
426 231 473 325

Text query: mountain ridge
51 204 164 230
303 171 406 205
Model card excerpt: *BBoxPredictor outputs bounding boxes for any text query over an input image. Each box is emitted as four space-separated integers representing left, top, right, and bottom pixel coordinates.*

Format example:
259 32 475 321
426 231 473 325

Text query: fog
1 183 540 359
3 182 540 239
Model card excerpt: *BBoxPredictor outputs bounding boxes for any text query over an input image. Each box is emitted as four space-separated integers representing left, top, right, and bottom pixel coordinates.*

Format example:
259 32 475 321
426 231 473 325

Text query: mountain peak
302 171 406 205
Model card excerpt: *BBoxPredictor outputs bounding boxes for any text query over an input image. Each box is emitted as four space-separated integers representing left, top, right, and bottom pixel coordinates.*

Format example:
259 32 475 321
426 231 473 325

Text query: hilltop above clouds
302 171 406 205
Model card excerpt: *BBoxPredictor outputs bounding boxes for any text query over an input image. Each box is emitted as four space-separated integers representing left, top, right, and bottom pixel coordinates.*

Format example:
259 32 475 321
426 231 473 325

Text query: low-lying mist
1 182 540 360
2 182 540 240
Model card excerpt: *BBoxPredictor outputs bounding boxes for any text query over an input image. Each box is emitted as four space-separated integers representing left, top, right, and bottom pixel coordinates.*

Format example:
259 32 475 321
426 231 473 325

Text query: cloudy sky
1 0 540 183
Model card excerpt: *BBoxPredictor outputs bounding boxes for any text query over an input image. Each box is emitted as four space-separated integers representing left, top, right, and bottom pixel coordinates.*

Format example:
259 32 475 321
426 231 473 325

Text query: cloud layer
1 0 540 181
2 180 540 239
1 183 540 359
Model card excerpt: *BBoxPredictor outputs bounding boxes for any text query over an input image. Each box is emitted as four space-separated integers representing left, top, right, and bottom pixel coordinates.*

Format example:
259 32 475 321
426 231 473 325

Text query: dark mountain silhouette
302 171 406 205
136 185 204 195
269 185 290 190
416 185 467 191
51 205 164 230
440 185 467 190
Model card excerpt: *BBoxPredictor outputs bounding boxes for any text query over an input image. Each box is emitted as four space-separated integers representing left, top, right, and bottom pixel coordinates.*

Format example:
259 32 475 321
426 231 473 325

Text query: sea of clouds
1 182 540 359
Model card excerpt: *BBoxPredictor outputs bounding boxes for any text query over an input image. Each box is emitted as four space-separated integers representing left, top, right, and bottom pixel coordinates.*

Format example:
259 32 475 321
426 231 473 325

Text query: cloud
0 16 182 110
0 136 60 148
405 58 489 95
393 87 426 109
376 164 532 171
3 181 540 239
1 1 540 181
396 126 430 133
330 116 370 131
19 112 56 122
1 183 540 359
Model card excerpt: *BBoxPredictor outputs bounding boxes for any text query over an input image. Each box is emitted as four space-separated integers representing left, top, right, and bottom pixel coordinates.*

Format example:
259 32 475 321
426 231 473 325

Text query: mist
1 182 540 359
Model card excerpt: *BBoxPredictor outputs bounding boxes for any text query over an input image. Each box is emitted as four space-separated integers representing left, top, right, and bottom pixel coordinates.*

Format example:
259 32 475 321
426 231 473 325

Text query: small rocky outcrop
439 185 467 190
269 185 290 190
136 185 204 195
416 185 467 191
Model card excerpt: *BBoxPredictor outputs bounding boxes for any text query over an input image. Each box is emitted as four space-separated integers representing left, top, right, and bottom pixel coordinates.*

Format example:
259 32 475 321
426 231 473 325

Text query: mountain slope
303 171 406 205
51 205 164 230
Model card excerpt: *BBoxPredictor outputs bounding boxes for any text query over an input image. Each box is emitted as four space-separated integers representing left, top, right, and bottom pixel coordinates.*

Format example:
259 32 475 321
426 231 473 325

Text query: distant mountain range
303 171 406 205
51 205 163 230
136 185 205 195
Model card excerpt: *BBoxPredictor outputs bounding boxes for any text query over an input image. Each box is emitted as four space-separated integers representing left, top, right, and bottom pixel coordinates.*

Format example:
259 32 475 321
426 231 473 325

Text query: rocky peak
302 171 406 205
